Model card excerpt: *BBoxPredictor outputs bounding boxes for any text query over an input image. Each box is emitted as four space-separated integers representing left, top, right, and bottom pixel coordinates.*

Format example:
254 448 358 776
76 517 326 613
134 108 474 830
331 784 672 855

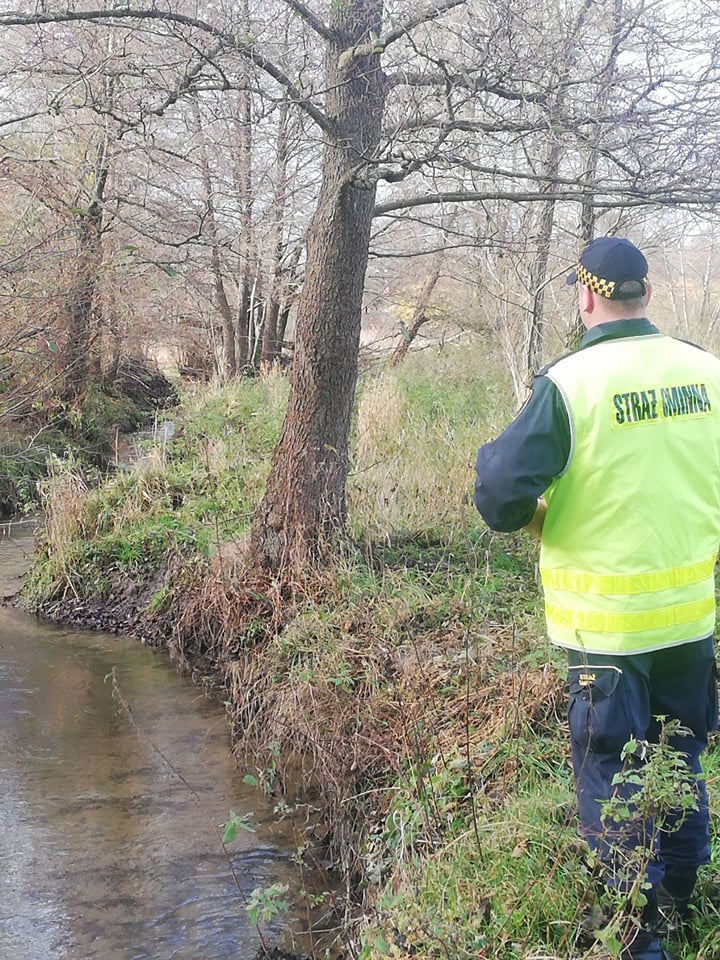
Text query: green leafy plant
245 882 289 926
221 809 256 844
592 719 702 956
600 719 700 878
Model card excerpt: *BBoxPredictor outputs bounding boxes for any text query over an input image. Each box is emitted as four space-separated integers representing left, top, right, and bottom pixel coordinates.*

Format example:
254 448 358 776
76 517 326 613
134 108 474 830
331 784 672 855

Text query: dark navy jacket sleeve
474 376 571 532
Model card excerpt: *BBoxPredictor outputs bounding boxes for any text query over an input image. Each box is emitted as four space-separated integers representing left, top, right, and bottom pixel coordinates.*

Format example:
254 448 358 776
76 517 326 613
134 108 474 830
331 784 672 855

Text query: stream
0 524 321 960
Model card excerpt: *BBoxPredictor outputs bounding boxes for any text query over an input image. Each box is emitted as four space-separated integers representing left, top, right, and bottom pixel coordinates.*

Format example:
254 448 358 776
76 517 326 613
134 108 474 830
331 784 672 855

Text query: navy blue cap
566 237 649 300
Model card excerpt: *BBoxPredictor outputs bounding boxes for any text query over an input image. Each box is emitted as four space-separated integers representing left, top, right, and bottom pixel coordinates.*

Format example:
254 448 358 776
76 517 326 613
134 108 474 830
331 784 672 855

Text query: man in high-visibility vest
474 236 720 960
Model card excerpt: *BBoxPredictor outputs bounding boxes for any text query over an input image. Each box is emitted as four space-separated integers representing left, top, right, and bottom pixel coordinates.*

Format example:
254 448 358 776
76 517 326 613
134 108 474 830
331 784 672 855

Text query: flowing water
0 525 320 960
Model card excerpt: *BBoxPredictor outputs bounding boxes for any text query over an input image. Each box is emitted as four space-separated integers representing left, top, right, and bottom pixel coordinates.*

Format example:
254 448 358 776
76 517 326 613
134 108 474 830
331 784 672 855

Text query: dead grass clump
205 581 565 882
39 457 90 554
355 376 405 464
166 550 288 670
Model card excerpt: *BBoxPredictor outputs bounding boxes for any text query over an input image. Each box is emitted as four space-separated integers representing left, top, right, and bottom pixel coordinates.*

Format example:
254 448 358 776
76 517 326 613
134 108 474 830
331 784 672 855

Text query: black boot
619 939 673 960
657 866 697 939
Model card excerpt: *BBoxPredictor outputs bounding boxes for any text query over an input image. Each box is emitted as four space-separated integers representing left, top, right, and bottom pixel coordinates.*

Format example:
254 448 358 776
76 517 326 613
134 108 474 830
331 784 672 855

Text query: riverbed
0 526 320 960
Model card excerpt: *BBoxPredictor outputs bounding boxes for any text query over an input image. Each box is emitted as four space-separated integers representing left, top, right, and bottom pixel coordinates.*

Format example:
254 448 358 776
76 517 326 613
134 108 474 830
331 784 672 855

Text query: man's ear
579 284 594 314
645 282 653 306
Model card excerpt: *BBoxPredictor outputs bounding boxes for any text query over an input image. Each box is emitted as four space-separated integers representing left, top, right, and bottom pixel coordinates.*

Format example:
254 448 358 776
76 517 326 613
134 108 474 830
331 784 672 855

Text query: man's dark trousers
567 636 718 898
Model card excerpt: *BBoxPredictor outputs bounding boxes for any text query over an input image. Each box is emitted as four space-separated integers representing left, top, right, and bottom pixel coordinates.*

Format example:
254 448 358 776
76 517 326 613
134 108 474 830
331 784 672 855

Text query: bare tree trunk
526 137 561 375
62 64 114 400
526 0 599 374
249 277 263 367
566 0 622 349
699 237 716 335
192 97 237 379
276 243 302 348
262 100 290 367
564 172 598 348
250 0 385 572
235 7 254 372
277 303 292 347
389 253 442 366
663 244 690 337
262 299 281 368
236 277 252 371
63 208 102 399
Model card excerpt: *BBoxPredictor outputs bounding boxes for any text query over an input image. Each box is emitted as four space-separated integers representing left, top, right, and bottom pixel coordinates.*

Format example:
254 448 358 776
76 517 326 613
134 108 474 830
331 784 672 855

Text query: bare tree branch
0 7 337 135
385 69 550 106
116 38 225 137
373 187 720 217
279 0 337 43
338 0 466 73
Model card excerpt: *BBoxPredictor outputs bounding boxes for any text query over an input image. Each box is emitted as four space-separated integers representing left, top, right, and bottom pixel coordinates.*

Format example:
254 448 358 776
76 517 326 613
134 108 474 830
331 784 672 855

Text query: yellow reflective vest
540 333 720 654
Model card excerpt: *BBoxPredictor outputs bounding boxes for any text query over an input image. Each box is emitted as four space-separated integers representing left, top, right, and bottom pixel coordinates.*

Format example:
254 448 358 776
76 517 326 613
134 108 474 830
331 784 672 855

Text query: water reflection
0 534 315 960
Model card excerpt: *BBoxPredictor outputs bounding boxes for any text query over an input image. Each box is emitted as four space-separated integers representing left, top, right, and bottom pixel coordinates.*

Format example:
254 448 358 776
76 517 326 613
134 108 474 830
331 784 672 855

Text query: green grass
22 375 289 603
356 735 720 960
349 342 509 542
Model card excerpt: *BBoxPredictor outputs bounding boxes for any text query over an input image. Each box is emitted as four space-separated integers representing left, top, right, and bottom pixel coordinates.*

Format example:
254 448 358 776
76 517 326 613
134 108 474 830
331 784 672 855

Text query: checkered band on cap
575 262 648 299
576 262 616 298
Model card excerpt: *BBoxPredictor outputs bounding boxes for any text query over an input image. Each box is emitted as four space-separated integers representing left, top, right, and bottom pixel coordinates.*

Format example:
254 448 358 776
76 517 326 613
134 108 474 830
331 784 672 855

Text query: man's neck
584 310 647 330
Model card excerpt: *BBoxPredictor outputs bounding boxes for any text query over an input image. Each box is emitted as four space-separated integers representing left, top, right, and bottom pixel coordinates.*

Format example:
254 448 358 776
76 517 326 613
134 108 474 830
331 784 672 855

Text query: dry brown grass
40 457 90 553
152 552 562 883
